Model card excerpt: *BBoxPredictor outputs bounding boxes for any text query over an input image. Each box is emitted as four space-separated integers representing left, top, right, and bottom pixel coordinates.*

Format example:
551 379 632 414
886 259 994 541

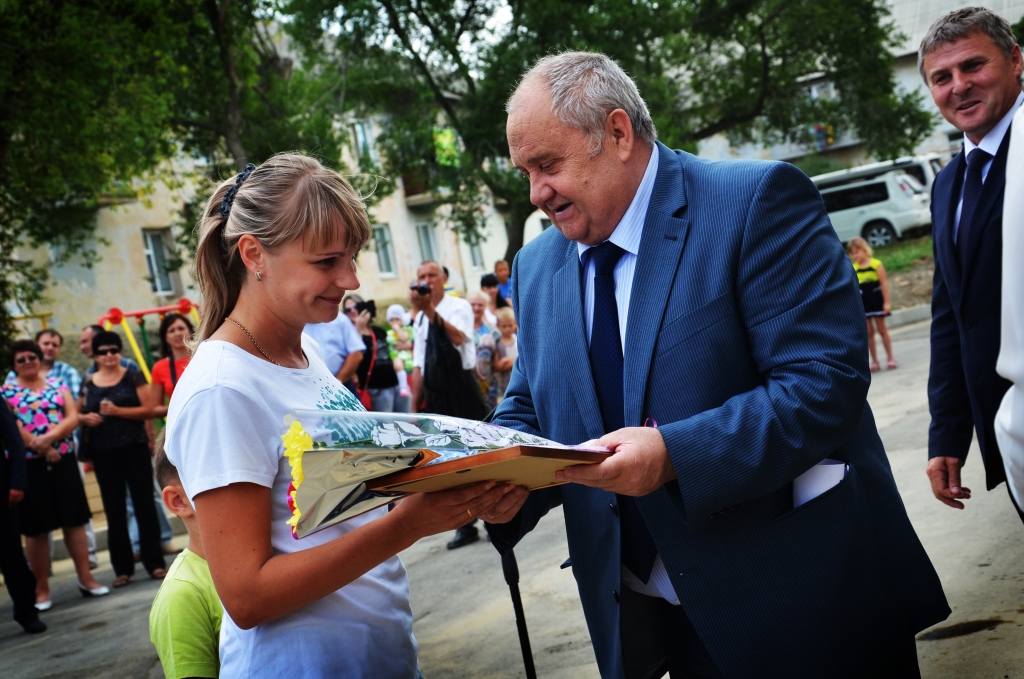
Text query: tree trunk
502 199 537 263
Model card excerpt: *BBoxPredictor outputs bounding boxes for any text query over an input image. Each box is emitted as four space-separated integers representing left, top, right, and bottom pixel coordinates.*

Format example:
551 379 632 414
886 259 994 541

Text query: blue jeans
370 385 407 413
126 478 173 551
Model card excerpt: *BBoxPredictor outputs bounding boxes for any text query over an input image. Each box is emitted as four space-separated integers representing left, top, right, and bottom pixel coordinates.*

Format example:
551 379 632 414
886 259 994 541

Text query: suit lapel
553 242 607 442
623 144 690 428
963 124 1012 284
934 151 963 303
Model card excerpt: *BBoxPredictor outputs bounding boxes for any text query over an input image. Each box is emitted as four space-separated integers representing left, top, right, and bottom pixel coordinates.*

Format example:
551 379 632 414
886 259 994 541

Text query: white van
819 171 931 247
812 153 947 193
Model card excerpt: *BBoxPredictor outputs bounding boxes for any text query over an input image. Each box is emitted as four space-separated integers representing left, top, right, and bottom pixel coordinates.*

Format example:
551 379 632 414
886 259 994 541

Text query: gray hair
918 7 1021 84
507 51 657 155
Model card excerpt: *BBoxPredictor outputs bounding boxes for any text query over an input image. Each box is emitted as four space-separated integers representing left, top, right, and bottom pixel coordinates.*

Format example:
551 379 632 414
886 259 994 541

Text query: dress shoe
79 582 110 597
16 615 46 634
446 524 480 550
34 600 52 611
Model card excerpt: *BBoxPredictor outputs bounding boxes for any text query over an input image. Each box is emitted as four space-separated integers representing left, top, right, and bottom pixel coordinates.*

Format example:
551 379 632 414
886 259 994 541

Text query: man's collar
578 143 660 261
964 91 1024 157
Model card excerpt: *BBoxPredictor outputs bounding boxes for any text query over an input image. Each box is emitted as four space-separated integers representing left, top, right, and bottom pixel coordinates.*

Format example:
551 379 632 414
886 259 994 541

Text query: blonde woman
163 155 519 677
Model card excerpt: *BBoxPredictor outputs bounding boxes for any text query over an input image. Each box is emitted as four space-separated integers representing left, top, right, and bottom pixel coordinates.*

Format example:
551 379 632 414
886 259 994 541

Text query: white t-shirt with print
164 335 418 679
412 295 475 372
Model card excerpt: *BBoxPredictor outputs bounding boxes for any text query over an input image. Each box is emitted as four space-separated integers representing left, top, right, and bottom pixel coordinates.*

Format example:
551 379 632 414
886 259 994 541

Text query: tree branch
409 0 478 97
171 118 226 134
379 0 464 134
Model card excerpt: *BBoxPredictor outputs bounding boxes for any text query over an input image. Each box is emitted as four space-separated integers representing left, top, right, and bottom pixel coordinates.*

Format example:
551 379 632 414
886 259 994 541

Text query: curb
52 514 187 561
887 303 930 329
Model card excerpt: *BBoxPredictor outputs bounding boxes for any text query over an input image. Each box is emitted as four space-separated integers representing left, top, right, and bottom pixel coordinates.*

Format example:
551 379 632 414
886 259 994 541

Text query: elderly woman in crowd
2 340 107 609
467 291 499 411
78 331 166 586
150 313 194 417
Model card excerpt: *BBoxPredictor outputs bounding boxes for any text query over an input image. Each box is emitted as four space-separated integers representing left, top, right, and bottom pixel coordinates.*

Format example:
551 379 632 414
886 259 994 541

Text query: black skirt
859 282 887 317
20 454 92 536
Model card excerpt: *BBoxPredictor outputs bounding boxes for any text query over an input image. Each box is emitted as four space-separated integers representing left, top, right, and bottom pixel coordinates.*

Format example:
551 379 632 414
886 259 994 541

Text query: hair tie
220 163 256 221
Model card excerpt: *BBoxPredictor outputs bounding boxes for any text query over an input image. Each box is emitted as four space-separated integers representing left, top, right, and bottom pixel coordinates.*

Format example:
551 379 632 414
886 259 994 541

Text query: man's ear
161 485 194 519
606 108 636 163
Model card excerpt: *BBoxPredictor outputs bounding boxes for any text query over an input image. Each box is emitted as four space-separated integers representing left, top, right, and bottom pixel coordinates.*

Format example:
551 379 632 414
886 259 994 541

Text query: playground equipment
97 298 200 384
11 311 54 330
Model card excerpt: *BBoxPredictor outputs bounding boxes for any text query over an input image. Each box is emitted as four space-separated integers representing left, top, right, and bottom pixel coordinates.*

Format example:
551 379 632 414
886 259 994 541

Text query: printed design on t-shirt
1 378 74 457
316 379 365 413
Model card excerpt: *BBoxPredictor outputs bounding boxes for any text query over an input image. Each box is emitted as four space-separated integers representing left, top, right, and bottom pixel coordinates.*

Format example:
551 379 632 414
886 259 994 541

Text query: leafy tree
0 0 186 354
290 0 933 262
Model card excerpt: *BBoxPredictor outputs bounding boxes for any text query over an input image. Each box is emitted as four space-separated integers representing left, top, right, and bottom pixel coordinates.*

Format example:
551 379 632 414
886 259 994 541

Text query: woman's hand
81 412 104 427
354 309 371 334
98 399 119 416
388 482 516 541
44 447 61 464
27 435 51 455
883 302 891 314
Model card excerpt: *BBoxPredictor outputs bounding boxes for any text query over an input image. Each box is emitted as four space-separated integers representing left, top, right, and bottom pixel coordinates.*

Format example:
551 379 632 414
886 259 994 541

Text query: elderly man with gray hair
918 7 1024 525
479 51 948 678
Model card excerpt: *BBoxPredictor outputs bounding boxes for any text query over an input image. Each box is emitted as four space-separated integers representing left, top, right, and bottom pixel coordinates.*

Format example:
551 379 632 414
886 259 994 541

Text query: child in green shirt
149 437 223 679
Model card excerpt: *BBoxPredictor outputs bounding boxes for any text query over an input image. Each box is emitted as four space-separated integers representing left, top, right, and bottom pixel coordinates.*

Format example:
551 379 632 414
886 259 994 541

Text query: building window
373 224 396 275
142 230 174 295
352 121 378 165
469 238 484 269
417 223 438 263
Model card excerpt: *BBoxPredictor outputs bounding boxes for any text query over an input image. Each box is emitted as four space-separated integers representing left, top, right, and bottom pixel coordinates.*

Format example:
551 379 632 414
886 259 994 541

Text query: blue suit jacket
488 143 948 678
928 132 1013 489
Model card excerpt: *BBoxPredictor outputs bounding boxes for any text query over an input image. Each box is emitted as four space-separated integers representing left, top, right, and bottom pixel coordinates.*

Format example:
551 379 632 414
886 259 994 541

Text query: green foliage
792 155 851 178
289 0 934 262
875 235 933 274
0 0 189 353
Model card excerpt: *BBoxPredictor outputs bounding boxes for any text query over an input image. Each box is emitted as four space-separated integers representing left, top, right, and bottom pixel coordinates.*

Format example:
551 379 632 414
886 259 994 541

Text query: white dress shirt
996 105 1024 509
955 92 1024 239
412 294 476 371
577 145 680 604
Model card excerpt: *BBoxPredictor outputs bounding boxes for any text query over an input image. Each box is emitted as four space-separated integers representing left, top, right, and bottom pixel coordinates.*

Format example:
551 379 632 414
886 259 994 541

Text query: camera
411 282 431 296
354 300 376 319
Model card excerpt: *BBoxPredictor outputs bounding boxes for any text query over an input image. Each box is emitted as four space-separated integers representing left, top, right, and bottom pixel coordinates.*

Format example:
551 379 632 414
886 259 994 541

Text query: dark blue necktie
587 241 658 584
957 148 992 268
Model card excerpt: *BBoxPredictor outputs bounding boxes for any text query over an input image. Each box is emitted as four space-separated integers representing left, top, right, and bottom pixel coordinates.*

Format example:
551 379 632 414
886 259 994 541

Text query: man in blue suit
918 8 1024 523
477 52 949 678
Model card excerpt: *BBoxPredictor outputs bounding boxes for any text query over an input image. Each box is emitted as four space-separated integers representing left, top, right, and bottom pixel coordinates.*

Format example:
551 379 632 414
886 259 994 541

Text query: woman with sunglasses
78 331 166 587
2 340 106 609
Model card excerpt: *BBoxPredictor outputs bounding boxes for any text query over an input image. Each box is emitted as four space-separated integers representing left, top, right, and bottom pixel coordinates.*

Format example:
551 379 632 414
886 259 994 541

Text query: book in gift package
282 410 609 539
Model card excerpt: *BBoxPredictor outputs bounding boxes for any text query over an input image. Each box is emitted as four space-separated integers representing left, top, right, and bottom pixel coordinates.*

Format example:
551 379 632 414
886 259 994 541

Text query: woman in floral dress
3 340 107 610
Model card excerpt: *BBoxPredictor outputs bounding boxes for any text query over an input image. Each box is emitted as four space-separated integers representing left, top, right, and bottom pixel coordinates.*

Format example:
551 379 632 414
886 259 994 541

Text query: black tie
957 147 992 268
586 241 658 584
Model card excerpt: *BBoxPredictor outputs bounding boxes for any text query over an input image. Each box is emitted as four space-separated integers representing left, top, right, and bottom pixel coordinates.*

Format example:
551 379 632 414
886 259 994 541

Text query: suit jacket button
965 318 974 329
609 503 619 517
613 589 620 603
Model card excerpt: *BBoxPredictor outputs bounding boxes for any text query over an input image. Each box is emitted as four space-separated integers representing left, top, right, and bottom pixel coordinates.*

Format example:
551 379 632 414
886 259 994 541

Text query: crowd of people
2 6 1023 678
0 314 202 632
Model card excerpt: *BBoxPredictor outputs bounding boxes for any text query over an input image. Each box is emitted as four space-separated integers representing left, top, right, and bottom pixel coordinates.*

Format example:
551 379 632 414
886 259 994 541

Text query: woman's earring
255 270 262 281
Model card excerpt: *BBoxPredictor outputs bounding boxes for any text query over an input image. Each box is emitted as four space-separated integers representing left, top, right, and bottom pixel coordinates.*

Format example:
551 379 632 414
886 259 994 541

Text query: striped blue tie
587 241 658 583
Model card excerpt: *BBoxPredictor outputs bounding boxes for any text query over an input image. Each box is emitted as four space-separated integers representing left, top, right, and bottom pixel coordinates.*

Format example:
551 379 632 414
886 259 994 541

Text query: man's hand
408 288 433 314
479 486 530 524
927 456 972 509
9 489 24 506
557 427 676 496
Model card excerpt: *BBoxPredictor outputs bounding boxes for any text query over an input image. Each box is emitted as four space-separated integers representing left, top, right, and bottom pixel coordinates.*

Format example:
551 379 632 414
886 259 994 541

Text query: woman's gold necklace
224 317 283 367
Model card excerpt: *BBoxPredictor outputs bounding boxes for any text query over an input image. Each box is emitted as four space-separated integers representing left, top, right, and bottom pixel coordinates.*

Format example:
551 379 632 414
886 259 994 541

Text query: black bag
76 375 94 463
423 313 488 419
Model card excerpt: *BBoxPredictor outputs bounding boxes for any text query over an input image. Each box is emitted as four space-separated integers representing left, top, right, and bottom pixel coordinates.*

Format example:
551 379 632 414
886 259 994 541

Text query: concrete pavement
1 319 1022 678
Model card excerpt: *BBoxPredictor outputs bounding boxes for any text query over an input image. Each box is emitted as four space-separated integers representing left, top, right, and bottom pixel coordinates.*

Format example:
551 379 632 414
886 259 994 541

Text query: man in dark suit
476 51 948 678
0 400 46 633
919 7 1024 522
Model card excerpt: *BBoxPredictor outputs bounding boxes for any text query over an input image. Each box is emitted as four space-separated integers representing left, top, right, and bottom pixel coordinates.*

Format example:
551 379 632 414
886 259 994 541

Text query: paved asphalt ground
1 319 1022 678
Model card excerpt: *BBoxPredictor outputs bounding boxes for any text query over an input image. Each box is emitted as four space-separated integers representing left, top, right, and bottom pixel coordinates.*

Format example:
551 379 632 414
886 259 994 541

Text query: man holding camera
409 260 481 415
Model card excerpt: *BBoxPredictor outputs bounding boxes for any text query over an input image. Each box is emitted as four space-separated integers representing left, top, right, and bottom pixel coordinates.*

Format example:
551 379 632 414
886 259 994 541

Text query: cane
501 549 538 679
